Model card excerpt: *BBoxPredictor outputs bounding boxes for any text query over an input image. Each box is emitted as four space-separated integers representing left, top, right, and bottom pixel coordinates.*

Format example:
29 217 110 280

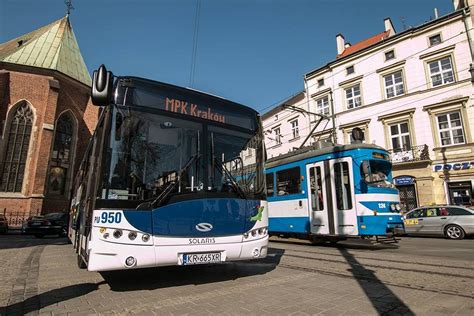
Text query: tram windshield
97 105 264 208
361 160 394 188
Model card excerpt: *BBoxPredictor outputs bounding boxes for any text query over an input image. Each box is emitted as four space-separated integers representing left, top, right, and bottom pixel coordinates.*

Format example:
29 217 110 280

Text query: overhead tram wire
258 27 473 114
263 67 472 147
264 64 472 137
261 34 472 128
189 0 202 87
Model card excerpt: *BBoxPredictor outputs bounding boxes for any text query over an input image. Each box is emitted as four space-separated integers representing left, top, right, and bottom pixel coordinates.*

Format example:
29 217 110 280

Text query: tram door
329 158 358 236
307 162 331 235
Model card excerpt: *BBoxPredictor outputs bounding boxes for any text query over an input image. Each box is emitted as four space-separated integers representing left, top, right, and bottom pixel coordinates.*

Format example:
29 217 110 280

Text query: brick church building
0 16 99 218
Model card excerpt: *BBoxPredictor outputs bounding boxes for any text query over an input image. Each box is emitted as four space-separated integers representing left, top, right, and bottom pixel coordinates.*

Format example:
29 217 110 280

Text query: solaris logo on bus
195 223 213 232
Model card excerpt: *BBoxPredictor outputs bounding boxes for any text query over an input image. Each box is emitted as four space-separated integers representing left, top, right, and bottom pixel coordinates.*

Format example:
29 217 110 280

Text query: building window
290 119 299 139
273 127 281 145
384 70 405 98
437 111 465 146
429 34 442 46
318 78 324 87
316 96 330 116
385 50 395 61
346 65 355 75
48 113 75 196
349 128 366 144
390 122 411 151
428 57 454 87
345 84 362 109
276 167 301 195
0 101 34 192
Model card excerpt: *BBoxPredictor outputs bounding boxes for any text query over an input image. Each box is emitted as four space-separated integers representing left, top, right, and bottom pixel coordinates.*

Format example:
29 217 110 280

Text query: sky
1 0 454 113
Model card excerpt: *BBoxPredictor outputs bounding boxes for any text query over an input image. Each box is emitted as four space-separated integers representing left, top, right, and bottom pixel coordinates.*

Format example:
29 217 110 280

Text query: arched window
0 101 34 192
47 113 75 196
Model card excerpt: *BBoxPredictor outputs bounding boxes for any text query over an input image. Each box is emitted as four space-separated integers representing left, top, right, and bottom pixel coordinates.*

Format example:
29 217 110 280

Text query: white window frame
290 119 299 139
389 121 411 151
384 70 405 99
436 111 465 146
345 84 362 109
273 127 282 145
428 56 454 87
316 96 330 116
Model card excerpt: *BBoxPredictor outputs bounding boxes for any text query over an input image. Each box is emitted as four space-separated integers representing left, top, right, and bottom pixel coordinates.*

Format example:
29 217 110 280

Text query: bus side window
334 162 352 210
276 167 300 196
265 173 274 197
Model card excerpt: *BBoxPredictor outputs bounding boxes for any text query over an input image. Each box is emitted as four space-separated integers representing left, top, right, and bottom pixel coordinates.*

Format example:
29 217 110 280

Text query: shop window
334 162 352 210
276 167 300 195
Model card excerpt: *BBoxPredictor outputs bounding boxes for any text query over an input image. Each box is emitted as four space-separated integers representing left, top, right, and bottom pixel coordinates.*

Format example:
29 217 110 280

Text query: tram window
276 167 301 195
310 167 324 211
334 162 352 210
266 173 274 196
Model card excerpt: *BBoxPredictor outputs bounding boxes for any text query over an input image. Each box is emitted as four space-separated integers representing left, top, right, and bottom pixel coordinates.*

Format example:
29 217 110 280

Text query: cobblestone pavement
0 234 473 315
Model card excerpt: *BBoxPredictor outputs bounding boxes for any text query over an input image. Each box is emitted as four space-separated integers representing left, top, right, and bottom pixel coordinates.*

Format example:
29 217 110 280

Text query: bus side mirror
91 64 114 106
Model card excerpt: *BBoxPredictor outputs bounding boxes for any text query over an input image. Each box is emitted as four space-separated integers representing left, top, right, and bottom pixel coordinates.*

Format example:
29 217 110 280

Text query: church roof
0 16 91 86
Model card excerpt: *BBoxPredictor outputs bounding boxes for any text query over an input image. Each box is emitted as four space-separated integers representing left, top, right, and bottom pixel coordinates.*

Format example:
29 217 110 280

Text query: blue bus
69 65 268 271
265 140 403 242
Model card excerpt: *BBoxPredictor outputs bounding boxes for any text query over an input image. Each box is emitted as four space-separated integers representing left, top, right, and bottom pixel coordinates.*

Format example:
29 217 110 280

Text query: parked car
23 212 69 238
404 205 474 239
0 214 8 234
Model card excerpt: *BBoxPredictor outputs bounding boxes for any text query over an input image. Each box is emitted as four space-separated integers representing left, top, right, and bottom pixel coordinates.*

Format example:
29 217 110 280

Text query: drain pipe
462 7 474 81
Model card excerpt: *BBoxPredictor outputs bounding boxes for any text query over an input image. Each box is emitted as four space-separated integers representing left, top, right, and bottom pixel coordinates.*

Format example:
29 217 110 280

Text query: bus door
329 158 358 236
306 162 331 235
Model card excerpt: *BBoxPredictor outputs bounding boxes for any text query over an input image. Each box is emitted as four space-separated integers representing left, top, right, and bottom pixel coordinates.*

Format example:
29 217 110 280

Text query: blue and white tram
265 141 404 242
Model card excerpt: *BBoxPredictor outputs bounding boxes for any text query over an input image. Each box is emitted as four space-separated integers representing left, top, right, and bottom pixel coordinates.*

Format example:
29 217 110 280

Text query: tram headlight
390 204 396 211
128 231 137 240
395 204 401 211
142 234 150 242
113 229 122 239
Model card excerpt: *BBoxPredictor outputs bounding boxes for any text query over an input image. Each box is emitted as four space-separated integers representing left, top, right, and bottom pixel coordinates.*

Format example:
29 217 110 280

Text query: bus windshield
97 105 264 208
361 159 394 189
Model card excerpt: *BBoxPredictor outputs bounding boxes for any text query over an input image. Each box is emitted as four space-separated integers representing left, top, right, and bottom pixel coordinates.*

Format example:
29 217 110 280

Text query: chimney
452 0 466 10
434 8 439 19
344 43 351 49
384 18 396 36
336 34 345 55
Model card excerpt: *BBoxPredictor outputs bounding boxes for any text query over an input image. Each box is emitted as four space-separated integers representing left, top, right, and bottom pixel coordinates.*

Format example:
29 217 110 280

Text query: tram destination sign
433 161 474 172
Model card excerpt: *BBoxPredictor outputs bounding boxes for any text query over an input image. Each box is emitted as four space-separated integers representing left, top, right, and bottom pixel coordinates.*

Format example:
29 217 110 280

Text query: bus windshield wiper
214 157 247 199
136 154 201 209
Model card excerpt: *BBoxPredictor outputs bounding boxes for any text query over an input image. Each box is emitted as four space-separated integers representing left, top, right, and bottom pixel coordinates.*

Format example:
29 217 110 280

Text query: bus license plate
182 252 222 265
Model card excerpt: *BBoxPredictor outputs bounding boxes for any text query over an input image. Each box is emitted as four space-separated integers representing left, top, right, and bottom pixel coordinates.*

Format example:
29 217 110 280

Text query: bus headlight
251 230 257 237
113 229 122 239
125 256 136 267
128 231 137 240
142 234 150 242
243 232 249 239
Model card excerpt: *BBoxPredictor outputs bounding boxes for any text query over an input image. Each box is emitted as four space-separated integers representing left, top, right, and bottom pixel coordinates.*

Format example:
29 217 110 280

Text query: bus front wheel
77 254 87 269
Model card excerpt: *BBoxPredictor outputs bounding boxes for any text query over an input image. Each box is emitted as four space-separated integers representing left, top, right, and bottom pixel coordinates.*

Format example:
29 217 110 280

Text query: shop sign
394 176 415 186
433 161 474 172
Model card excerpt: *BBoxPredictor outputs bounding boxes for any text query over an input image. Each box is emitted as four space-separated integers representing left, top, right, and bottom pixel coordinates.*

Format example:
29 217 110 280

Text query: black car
0 214 8 234
24 212 69 238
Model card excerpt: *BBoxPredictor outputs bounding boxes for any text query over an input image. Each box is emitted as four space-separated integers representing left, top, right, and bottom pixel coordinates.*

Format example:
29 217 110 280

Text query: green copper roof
0 16 91 86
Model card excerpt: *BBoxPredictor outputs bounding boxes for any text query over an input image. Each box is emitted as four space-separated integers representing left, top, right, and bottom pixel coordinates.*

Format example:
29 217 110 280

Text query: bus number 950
99 212 122 224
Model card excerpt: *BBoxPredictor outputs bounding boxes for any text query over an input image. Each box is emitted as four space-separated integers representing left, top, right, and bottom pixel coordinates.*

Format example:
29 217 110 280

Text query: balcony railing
389 144 430 164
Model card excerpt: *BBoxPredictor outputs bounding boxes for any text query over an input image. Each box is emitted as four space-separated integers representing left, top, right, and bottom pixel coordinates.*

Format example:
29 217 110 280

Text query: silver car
404 205 474 239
